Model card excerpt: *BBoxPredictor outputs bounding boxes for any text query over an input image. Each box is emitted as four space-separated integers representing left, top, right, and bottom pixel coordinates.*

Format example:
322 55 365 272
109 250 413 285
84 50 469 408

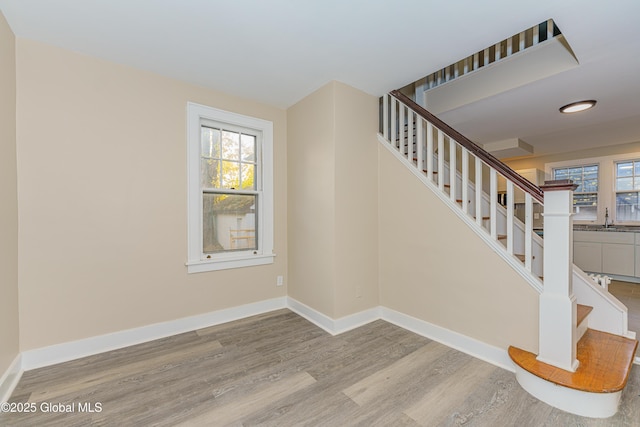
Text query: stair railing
383 90 544 280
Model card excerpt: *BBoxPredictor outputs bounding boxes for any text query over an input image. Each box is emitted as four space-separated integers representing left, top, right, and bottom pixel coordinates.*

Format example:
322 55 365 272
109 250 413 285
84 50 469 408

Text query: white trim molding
0 354 22 403
379 307 514 372
286 297 381 335
21 297 287 371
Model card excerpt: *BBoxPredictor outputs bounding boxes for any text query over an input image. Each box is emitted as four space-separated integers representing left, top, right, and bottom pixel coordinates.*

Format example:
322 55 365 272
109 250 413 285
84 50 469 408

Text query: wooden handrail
390 90 544 203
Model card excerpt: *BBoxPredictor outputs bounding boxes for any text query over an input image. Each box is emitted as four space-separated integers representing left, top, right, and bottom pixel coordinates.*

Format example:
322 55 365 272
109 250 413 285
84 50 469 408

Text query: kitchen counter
574 225 640 232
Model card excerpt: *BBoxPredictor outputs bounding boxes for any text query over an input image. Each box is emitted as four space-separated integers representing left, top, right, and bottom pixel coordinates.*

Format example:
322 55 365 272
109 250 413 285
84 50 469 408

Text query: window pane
554 169 568 180
573 193 597 221
617 162 633 177
241 163 255 189
635 162 640 176
201 158 220 189
616 192 640 221
241 134 256 162
203 194 257 253
201 127 220 158
617 177 633 191
221 130 240 160
221 160 240 189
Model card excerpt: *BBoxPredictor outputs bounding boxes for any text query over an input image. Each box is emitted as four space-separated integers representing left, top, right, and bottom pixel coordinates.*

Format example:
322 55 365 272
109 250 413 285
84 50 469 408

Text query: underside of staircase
380 90 638 418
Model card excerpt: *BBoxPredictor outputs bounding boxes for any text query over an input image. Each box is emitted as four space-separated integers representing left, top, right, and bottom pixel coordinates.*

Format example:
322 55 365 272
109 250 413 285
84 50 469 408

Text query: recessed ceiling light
559 100 597 113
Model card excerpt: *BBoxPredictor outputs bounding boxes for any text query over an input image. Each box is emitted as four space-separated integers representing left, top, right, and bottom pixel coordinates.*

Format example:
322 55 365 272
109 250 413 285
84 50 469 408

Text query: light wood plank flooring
609 280 640 336
2 309 639 426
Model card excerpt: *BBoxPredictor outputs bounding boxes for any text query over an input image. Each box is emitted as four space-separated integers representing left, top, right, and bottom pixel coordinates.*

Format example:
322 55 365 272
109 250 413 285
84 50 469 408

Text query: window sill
186 253 275 273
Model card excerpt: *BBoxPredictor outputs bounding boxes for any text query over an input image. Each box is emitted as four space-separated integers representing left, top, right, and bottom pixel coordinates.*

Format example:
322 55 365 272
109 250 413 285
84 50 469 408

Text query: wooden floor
609 280 640 337
2 310 640 426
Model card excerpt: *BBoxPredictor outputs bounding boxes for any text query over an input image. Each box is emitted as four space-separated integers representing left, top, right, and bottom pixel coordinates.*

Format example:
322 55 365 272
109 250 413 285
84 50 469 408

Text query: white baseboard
287 299 513 372
286 297 381 335
0 354 22 403
21 297 287 371
380 307 514 372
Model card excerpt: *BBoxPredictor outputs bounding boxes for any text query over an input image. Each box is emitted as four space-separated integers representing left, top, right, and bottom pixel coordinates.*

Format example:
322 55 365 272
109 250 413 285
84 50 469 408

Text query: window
187 103 274 272
615 160 640 222
553 164 598 221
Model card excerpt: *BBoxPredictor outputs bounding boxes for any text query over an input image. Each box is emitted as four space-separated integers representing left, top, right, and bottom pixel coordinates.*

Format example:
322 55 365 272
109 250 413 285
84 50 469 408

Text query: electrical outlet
534 213 540 219
276 275 284 286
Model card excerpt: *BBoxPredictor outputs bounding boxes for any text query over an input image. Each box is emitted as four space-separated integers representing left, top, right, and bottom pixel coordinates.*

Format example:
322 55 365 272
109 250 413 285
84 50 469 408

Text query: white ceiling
1 0 640 157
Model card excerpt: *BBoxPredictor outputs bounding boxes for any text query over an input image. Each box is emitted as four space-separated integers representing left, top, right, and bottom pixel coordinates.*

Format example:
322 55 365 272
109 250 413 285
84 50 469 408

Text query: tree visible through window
201 126 258 253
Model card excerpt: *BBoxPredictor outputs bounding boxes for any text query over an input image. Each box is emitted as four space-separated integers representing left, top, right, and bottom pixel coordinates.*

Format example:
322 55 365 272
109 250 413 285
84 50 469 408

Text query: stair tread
508 329 638 393
577 304 593 327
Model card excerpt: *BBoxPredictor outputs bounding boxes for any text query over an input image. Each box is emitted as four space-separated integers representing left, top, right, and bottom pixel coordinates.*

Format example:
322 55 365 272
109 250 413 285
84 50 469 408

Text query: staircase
379 90 638 418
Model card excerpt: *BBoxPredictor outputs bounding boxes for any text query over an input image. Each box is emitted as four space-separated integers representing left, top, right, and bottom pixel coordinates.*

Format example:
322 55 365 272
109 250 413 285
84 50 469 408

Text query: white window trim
186 102 274 273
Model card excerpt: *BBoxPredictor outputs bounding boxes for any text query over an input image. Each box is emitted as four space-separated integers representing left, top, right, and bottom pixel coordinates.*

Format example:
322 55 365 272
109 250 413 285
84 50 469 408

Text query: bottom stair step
508 329 638 417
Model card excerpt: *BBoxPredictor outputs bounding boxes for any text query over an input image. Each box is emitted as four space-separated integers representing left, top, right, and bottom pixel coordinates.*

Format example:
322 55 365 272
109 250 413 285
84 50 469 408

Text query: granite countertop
573 225 640 232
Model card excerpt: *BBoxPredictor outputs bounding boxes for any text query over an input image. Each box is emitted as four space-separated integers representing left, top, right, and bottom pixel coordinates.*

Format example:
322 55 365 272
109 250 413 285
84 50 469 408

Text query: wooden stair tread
577 304 593 327
497 234 507 239
508 329 638 393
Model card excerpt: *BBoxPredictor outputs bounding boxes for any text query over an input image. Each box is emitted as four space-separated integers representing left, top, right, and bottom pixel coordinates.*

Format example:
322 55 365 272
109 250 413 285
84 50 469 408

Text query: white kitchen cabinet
573 230 635 276
574 241 602 272
602 243 635 276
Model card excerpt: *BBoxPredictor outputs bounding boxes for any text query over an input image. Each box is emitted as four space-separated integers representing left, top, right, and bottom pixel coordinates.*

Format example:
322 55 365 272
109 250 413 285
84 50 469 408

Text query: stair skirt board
513 364 621 418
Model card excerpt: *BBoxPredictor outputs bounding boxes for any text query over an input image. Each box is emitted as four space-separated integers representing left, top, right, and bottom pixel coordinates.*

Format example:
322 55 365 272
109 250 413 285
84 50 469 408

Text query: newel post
538 179 579 372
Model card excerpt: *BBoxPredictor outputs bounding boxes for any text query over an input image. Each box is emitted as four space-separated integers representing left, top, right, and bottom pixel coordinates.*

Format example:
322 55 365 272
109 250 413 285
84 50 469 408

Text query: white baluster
383 94 389 141
475 156 483 226
547 19 554 40
519 31 526 51
407 110 414 162
495 42 501 61
506 180 514 254
533 24 539 44
461 147 469 215
473 52 479 71
390 97 397 149
399 104 405 153
426 122 434 183
507 36 513 56
449 138 457 203
416 117 424 173
437 130 445 191
525 193 533 272
490 169 498 238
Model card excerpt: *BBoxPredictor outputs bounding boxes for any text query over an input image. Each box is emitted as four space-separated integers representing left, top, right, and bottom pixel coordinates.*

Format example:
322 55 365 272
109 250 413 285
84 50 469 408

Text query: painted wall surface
378 146 539 352
287 82 379 318
15 39 288 351
333 82 379 318
287 83 337 316
0 10 19 376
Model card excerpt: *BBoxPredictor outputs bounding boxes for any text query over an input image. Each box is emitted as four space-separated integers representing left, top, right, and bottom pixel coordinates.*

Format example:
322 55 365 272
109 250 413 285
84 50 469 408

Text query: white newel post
538 180 579 372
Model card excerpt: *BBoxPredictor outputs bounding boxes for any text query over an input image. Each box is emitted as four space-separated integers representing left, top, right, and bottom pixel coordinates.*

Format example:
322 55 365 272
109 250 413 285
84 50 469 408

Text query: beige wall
287 82 379 318
378 146 539 352
0 11 19 375
15 39 288 351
